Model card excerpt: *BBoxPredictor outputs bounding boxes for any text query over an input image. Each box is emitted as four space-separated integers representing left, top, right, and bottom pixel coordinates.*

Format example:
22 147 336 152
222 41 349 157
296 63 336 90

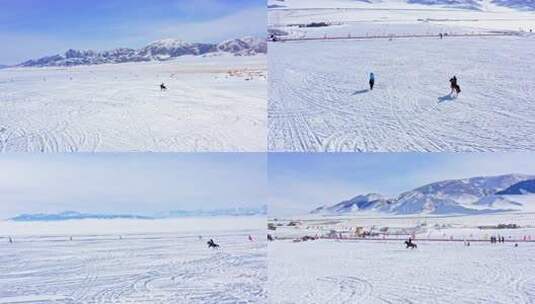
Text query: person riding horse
207 239 219 248
405 238 417 249
450 76 461 95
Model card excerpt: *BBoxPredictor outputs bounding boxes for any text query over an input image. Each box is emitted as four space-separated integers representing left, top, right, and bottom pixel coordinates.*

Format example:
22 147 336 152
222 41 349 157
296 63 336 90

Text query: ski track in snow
269 239 535 304
0 231 267 304
0 56 267 152
268 35 535 152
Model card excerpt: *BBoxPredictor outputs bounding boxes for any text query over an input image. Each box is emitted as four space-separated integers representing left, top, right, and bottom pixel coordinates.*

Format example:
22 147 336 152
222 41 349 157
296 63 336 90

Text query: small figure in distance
207 239 220 249
369 72 375 91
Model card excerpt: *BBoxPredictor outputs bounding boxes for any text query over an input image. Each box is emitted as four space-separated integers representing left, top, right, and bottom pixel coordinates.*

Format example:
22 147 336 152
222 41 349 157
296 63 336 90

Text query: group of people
205 234 257 249
367 72 461 96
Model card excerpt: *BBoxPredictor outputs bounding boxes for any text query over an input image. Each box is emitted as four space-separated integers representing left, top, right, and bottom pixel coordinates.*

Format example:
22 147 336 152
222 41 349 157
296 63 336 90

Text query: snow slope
497 179 535 194
392 174 534 214
0 218 266 304
312 193 393 214
268 35 535 152
0 54 266 152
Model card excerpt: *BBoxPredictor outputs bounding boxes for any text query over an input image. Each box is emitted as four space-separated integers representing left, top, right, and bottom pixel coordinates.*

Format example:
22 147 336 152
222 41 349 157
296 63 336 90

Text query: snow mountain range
9 206 268 222
10 211 152 222
311 174 535 216
18 37 267 68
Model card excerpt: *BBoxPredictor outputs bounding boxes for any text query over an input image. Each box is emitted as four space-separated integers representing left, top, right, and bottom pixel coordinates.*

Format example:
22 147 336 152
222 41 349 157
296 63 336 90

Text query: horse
452 84 461 94
450 77 461 95
405 240 417 249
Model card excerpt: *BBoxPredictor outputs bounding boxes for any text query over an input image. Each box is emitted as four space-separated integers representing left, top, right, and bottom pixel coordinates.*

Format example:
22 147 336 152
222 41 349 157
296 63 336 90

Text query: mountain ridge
18 36 267 68
311 174 535 216
10 211 153 222
496 179 535 195
9 206 268 222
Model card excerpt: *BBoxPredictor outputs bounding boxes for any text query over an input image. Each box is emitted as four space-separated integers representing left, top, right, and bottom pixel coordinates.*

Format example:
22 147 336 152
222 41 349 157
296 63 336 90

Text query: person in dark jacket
450 76 461 95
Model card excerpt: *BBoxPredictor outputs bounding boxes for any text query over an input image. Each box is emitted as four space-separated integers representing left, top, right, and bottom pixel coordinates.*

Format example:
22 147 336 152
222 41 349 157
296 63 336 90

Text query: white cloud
139 6 266 43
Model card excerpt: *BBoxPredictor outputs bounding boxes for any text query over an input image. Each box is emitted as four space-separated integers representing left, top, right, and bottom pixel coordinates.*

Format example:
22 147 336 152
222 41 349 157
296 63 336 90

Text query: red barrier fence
272 31 519 43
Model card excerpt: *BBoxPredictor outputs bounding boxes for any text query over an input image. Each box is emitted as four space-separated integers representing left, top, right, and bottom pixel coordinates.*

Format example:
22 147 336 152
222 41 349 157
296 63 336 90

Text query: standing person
369 72 375 91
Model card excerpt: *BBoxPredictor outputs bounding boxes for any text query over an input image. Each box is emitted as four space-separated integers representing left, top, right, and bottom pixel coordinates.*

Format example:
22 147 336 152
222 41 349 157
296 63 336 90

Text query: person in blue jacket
369 72 375 90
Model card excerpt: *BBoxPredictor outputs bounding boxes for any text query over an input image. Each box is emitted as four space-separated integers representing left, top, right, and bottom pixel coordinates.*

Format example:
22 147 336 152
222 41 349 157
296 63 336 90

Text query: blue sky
0 153 266 219
269 153 535 216
0 0 266 64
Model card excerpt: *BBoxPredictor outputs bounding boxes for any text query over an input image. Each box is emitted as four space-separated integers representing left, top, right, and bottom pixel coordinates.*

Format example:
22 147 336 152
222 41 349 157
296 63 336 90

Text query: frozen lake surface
0 218 267 303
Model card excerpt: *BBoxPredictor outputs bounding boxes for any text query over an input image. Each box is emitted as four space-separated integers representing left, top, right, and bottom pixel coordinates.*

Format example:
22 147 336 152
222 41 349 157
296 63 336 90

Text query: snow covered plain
0 217 267 304
269 35 535 151
269 212 535 303
269 239 535 304
0 54 266 152
268 0 535 152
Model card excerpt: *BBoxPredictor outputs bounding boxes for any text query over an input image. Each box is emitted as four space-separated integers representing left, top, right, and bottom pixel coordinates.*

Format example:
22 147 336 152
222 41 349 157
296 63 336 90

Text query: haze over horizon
0 153 267 219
